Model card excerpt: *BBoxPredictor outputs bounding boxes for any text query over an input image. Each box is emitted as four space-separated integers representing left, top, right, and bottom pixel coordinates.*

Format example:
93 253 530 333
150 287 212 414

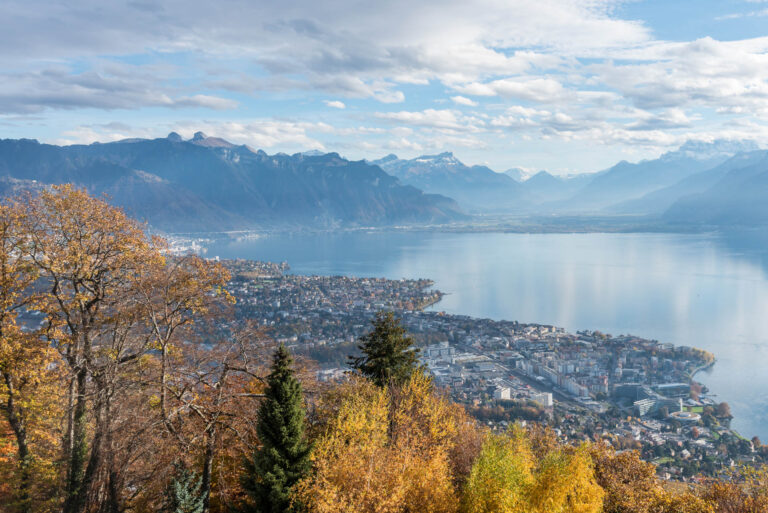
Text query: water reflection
209 230 768 439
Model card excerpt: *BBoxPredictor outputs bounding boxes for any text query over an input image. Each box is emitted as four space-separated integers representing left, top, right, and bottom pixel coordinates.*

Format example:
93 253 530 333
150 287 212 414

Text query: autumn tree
462 431 533 513
13 185 168 513
588 444 661 513
241 344 311 513
297 373 468 513
134 252 232 440
716 401 732 418
349 311 420 387
463 427 603 513
526 444 604 513
155 328 270 513
0 204 62 513
700 466 768 512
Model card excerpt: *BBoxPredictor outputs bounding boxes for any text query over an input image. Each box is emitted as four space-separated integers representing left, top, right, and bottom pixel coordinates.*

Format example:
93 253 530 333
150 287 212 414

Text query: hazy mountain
611 150 768 215
372 152 524 212
0 135 464 232
520 171 596 203
561 140 759 212
663 150 768 226
504 167 534 182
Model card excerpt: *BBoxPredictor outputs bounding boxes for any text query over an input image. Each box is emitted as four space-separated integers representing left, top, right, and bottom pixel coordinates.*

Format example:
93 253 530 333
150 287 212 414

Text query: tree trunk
200 427 216 513
63 368 90 513
3 372 31 513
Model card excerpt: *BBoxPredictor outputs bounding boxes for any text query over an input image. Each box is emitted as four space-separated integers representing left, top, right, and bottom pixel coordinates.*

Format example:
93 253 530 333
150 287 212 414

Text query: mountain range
0 134 464 232
371 152 526 212
0 134 765 231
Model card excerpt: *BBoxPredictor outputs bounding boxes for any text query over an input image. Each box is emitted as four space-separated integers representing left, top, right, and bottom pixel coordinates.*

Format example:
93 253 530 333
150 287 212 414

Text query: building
494 387 511 400
531 392 553 407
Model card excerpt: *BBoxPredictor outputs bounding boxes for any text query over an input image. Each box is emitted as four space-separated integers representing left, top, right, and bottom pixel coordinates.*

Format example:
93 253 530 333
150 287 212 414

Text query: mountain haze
663 150 768 226
611 150 768 215
519 171 596 204
560 140 759 213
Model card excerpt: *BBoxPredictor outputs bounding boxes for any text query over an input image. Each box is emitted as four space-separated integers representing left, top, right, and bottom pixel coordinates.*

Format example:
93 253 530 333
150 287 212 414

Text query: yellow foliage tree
463 427 603 513
526 444 604 513
461 431 533 513
297 373 466 513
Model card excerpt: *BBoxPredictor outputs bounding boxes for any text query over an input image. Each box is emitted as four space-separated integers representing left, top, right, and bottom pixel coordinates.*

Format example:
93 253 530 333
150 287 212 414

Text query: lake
207 230 768 440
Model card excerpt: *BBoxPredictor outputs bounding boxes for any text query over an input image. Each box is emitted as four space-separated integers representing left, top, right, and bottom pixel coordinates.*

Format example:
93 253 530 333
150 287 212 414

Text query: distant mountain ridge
503 168 534 182
611 150 768 215
372 152 526 212
0 134 464 232
663 150 768 226
558 140 760 213
2 134 765 232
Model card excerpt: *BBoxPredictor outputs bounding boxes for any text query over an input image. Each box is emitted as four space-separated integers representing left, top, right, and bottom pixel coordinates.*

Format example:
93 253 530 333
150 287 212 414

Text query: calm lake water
207 230 768 440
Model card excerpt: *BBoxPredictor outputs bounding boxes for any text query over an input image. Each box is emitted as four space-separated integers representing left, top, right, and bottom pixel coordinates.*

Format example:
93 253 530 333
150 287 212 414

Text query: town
223 258 765 481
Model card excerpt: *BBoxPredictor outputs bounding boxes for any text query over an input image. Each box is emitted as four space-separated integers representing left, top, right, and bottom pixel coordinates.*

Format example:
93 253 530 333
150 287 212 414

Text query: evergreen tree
162 462 205 513
349 311 420 387
242 344 311 513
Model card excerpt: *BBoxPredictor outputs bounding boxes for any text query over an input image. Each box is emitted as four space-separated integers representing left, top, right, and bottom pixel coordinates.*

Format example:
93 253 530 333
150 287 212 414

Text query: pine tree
162 462 205 513
349 311 420 387
242 344 311 513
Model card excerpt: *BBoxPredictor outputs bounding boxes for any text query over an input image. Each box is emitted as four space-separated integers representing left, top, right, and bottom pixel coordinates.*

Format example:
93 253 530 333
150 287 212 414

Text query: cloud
323 100 346 109
3 0 768 170
174 95 238 110
375 109 484 132
450 95 478 107
0 65 237 114
595 37 768 113
453 78 566 102
384 137 423 152
716 7 768 19
0 0 647 106
171 120 328 150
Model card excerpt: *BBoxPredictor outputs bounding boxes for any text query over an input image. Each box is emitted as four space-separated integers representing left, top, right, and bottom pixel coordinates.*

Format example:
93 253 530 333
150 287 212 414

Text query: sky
2 0 768 174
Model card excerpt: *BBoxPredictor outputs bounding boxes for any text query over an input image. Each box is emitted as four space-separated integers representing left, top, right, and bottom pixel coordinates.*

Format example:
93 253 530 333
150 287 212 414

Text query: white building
531 392 554 407
494 387 511 400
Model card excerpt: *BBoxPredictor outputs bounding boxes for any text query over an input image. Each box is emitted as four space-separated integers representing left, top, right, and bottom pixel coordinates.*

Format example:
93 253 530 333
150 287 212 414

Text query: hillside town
223 258 762 480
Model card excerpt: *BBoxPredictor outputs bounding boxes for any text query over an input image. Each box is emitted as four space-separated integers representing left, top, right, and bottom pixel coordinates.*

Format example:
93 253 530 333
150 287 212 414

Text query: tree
349 311 420 387
463 427 603 513
157 328 268 513
462 432 533 513
242 344 311 513
0 204 62 513
135 253 232 440
588 444 660 513
162 462 205 513
297 373 466 513
716 402 732 418
15 185 166 513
